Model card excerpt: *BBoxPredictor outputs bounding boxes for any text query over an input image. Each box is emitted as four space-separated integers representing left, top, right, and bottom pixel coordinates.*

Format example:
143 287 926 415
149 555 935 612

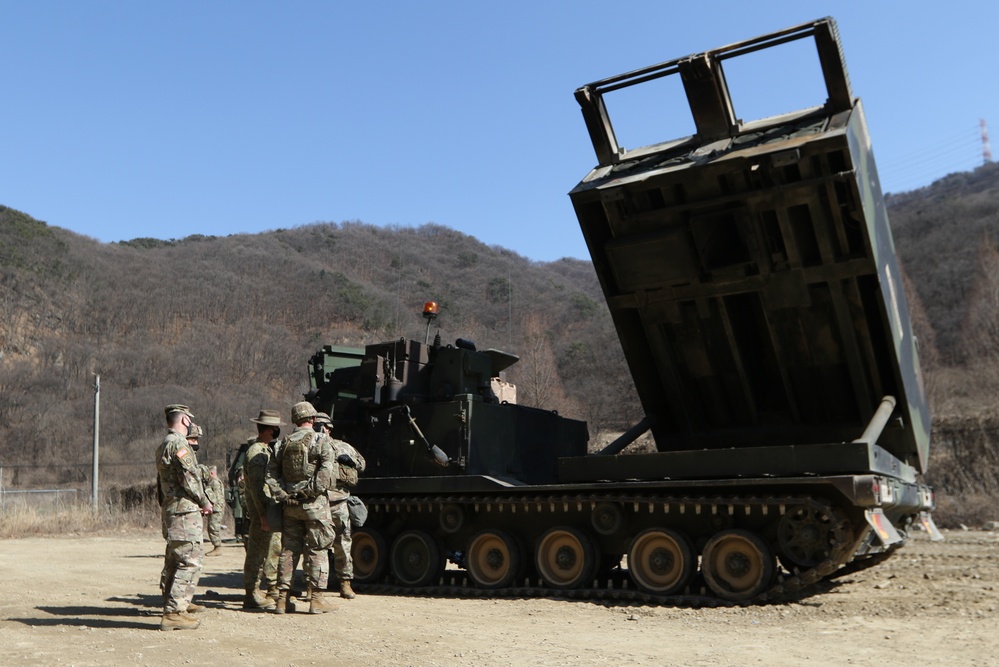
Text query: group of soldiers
155 401 365 631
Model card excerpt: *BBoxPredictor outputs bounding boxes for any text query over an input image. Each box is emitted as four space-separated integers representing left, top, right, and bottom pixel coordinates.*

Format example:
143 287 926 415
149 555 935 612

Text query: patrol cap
165 404 194 419
291 401 318 423
250 409 286 426
314 412 332 426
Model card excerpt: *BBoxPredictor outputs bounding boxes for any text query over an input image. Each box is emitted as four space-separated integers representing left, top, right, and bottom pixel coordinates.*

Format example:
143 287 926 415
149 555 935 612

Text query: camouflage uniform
328 438 366 584
243 436 282 601
226 437 253 541
156 408 211 623
200 465 226 551
265 414 337 611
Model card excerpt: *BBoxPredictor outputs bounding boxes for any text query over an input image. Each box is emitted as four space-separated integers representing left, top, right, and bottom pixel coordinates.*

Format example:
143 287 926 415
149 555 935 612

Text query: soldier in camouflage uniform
265 401 338 614
185 423 225 554
201 464 226 554
241 409 285 610
314 412 366 600
156 405 213 631
159 422 208 604
225 436 254 542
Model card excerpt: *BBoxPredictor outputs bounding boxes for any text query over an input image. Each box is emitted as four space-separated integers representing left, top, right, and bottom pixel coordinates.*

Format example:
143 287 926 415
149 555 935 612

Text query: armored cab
308 18 938 604
309 332 588 486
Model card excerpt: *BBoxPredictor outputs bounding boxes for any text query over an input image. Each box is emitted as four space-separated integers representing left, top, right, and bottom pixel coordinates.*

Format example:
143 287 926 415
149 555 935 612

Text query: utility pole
92 373 100 514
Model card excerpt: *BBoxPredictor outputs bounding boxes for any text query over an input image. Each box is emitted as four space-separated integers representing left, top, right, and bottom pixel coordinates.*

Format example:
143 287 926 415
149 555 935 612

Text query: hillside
0 209 638 489
888 160 999 368
3 160 999 521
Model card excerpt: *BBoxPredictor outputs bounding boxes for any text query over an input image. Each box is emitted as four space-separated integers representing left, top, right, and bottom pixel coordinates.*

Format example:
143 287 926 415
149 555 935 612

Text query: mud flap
918 511 945 542
865 508 903 547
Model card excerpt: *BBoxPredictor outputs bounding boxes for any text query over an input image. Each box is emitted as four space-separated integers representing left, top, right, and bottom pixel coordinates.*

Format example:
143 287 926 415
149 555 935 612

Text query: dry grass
0 497 160 540
930 491 999 529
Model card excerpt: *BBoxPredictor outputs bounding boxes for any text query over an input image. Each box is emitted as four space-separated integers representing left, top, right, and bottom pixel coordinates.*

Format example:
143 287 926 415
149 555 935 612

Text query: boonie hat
250 409 286 426
165 404 194 419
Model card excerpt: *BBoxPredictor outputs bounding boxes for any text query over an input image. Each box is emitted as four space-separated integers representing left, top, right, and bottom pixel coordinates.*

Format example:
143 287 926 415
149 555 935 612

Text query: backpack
333 439 360 489
337 462 359 489
347 495 368 527
281 430 317 485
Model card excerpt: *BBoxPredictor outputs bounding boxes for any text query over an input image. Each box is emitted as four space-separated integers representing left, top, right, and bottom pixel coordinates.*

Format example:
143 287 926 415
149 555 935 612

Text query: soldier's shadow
14 604 157 630
11 567 250 631
108 593 166 609
108 589 239 610
199 571 243 591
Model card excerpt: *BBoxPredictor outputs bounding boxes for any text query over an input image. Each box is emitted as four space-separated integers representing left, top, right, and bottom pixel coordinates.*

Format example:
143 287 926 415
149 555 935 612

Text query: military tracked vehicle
308 18 940 603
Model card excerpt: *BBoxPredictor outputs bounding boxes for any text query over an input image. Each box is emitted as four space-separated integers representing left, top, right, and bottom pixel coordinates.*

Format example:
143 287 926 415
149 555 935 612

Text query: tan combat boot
263 587 279 610
273 590 289 614
256 589 276 610
186 601 206 613
308 587 337 614
206 545 222 556
160 612 201 631
242 589 268 610
340 579 356 599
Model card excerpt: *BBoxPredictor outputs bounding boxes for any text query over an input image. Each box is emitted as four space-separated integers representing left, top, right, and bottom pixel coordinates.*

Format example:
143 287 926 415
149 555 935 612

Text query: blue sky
2 2 995 262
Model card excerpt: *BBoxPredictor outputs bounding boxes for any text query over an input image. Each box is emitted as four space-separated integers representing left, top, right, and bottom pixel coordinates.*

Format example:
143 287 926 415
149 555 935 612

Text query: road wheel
590 502 624 536
627 528 694 594
467 530 521 589
390 529 443 587
351 527 388 584
701 529 775 601
439 503 466 534
535 526 596 589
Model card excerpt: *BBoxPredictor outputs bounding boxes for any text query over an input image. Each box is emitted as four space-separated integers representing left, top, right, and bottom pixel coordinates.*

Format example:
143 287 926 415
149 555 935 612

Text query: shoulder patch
176 447 189 458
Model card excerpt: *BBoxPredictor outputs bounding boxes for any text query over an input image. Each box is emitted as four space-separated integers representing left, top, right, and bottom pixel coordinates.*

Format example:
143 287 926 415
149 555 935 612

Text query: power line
878 126 979 170
881 136 980 176
880 122 986 194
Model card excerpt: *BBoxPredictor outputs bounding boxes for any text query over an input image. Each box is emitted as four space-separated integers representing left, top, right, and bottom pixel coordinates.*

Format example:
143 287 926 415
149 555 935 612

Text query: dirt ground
1 529 997 667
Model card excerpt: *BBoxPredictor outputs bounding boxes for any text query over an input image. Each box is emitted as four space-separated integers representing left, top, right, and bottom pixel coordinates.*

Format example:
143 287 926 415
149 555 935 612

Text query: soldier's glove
284 496 300 506
272 488 290 503
336 454 357 468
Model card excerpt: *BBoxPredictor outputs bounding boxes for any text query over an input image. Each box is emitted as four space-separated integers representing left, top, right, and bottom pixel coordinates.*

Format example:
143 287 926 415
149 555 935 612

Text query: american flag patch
177 447 189 458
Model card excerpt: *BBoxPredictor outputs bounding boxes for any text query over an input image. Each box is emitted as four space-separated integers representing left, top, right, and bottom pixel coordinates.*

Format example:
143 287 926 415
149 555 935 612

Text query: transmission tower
981 118 992 163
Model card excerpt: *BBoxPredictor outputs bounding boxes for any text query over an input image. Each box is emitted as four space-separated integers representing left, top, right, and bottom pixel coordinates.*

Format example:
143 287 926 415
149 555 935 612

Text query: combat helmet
291 401 318 423
164 404 194 419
